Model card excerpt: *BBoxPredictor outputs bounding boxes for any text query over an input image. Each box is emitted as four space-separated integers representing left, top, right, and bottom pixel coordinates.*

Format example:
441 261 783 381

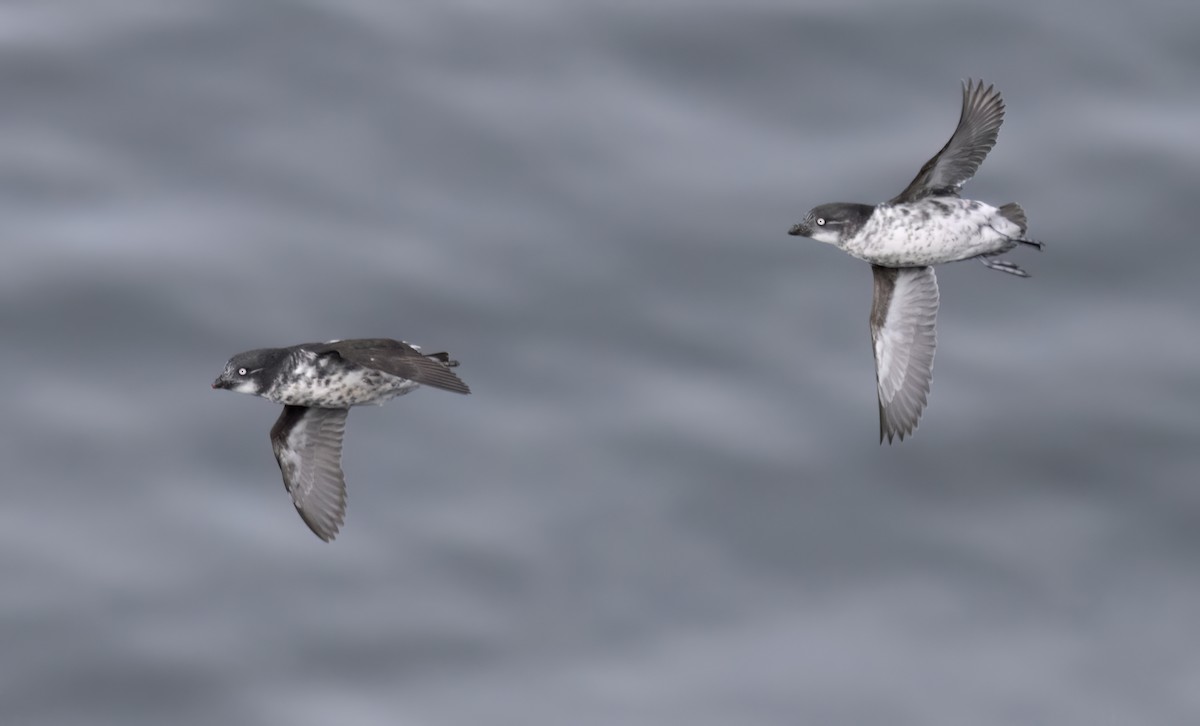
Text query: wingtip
296 503 345 542
414 353 472 395
879 425 914 445
439 370 472 395
963 77 996 94
970 78 1004 113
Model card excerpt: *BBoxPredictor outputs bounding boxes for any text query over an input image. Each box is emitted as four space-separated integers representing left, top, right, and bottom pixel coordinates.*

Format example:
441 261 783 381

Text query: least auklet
212 338 470 541
787 79 1042 443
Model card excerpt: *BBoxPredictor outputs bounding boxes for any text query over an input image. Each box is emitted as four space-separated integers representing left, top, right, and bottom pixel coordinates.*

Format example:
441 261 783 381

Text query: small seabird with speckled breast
212 338 470 541
787 79 1042 443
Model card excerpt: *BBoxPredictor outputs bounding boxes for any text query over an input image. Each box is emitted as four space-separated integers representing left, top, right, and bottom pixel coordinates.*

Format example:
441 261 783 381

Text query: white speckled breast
264 350 420 407
842 198 1021 267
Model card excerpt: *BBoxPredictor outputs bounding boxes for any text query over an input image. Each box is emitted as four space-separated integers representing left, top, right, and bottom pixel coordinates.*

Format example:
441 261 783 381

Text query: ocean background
2 1 1198 724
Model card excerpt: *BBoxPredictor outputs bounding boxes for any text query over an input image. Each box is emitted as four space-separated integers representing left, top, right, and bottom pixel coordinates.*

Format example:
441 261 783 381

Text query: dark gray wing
270 405 349 541
315 339 471 395
870 266 939 444
888 79 1006 204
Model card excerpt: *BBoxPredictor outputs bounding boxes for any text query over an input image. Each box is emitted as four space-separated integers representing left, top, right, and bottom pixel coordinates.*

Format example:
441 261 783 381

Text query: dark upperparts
308 339 471 395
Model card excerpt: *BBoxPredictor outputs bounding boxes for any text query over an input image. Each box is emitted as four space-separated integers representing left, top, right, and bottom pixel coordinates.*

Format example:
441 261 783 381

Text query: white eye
238 368 248 376
816 218 826 226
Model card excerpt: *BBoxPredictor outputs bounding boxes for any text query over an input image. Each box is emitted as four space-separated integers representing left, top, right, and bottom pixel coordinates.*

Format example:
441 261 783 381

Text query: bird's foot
977 255 1030 277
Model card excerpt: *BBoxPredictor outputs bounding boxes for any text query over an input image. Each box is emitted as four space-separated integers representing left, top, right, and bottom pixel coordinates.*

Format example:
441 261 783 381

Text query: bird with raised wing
788 80 1042 443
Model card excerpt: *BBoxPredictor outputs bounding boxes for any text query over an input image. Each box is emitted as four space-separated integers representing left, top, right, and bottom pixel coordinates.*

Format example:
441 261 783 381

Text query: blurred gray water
2 1 1199 724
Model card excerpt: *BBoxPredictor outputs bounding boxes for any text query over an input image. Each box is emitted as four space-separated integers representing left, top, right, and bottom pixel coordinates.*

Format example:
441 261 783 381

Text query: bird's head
788 202 873 246
212 348 278 395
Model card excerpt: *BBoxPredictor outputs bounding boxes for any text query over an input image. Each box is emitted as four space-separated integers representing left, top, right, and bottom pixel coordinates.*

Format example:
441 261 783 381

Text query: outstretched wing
889 79 1006 204
315 339 471 395
270 405 349 541
869 266 939 443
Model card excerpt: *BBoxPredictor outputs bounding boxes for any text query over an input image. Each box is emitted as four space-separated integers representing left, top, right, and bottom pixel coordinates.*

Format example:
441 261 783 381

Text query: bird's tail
998 202 1043 250
998 202 1027 234
426 351 460 368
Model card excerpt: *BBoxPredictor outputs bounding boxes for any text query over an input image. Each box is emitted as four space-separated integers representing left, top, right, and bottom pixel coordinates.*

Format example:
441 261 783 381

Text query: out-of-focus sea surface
2 1 1198 724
